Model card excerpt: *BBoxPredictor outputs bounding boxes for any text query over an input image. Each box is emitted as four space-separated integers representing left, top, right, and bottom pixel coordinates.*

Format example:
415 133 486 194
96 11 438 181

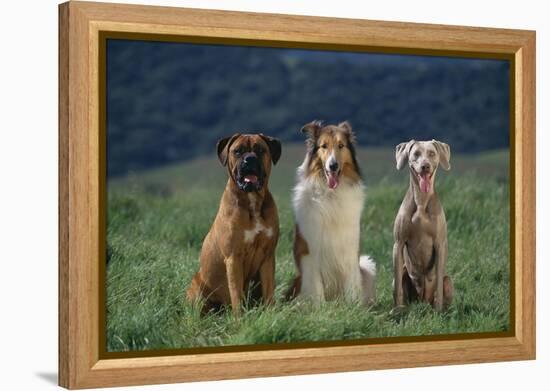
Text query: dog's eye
414 151 421 158
233 149 242 156
428 151 436 157
338 143 345 149
320 144 328 149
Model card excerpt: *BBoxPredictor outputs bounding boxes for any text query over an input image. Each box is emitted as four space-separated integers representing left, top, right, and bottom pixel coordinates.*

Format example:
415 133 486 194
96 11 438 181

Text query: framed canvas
58 1 536 389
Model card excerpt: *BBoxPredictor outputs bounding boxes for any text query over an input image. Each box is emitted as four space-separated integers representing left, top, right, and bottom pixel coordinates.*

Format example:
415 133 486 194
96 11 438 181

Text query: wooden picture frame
59 1 536 389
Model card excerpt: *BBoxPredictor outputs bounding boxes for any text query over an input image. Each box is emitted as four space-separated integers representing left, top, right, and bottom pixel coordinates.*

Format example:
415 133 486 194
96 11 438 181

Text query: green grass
106 145 510 352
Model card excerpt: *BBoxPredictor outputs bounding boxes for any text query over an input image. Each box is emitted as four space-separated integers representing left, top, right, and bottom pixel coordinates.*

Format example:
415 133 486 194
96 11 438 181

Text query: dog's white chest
293 180 366 299
244 194 273 243
244 221 273 243
293 181 365 261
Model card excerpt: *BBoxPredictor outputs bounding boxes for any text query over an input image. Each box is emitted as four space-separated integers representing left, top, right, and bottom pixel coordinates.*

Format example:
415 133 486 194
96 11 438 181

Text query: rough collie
287 120 376 304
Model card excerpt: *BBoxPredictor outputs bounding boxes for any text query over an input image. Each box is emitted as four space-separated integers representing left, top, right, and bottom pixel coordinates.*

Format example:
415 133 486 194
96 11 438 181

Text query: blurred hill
109 146 509 197
107 40 510 177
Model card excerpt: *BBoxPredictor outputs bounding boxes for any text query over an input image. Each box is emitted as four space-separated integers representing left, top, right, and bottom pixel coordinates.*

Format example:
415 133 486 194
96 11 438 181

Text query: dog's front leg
224 256 244 316
433 241 448 312
259 254 275 305
299 254 325 305
344 266 362 303
393 241 406 307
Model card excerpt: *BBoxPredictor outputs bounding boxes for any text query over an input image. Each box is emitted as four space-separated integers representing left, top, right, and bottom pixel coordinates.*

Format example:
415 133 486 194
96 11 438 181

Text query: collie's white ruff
293 163 376 304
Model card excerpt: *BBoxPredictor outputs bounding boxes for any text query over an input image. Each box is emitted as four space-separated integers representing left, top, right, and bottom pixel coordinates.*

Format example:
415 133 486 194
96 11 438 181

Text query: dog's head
217 133 281 192
301 120 361 189
395 139 451 193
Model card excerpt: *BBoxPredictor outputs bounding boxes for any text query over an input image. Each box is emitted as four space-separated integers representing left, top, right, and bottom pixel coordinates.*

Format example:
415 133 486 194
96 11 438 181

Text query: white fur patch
325 153 337 172
293 160 376 303
244 193 273 243
360 255 377 304
244 221 273 243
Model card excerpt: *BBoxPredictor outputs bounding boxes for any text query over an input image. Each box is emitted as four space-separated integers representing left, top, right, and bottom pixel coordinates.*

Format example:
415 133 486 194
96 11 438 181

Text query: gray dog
393 139 453 311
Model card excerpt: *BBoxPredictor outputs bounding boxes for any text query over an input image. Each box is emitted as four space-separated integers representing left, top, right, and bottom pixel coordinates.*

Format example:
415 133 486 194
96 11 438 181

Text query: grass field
106 145 510 352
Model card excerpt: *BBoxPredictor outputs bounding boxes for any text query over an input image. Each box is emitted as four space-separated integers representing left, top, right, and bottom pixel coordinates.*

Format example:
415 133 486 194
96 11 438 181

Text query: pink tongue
244 175 258 184
419 174 431 193
328 173 339 189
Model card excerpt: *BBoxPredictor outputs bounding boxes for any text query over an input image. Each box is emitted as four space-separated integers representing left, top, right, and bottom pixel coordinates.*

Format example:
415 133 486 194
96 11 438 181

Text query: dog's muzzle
236 153 264 192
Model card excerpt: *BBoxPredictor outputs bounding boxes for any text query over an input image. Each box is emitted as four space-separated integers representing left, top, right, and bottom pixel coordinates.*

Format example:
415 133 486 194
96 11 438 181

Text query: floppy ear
432 140 451 170
216 133 241 166
338 121 357 144
395 140 415 170
260 134 282 165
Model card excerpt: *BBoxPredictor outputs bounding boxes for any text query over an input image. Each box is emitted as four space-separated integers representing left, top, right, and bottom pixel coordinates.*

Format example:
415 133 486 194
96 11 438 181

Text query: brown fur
186 134 281 315
301 120 361 186
284 224 309 300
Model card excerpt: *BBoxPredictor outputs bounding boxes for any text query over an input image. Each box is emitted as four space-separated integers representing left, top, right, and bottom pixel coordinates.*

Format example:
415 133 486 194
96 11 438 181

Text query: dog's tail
359 255 376 304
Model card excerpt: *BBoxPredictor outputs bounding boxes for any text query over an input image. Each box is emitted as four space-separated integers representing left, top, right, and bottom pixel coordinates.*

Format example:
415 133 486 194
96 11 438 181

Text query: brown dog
187 133 281 315
393 139 453 312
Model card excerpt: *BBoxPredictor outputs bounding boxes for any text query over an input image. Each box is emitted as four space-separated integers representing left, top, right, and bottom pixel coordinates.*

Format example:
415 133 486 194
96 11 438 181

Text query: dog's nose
421 162 431 171
243 153 257 164
329 161 339 172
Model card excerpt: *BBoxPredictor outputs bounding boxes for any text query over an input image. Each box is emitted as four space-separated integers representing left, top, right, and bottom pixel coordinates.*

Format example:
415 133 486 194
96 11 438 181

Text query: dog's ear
395 140 415 170
338 121 357 145
301 120 322 151
432 139 451 170
216 133 241 166
301 120 322 139
260 134 282 165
